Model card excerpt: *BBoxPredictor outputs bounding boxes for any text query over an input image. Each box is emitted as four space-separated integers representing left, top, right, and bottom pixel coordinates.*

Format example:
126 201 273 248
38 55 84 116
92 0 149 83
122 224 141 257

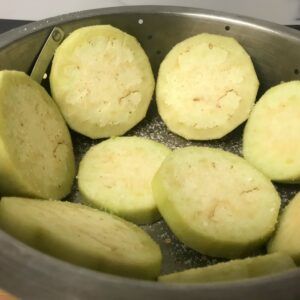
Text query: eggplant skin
0 197 162 280
243 80 300 183
50 25 155 139
156 33 259 140
159 253 296 283
153 146 280 259
0 70 75 200
78 136 171 225
268 192 300 264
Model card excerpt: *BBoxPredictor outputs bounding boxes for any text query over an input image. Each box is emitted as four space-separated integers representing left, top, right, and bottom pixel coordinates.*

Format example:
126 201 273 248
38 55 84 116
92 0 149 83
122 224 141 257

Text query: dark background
0 19 299 35
0 19 30 34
